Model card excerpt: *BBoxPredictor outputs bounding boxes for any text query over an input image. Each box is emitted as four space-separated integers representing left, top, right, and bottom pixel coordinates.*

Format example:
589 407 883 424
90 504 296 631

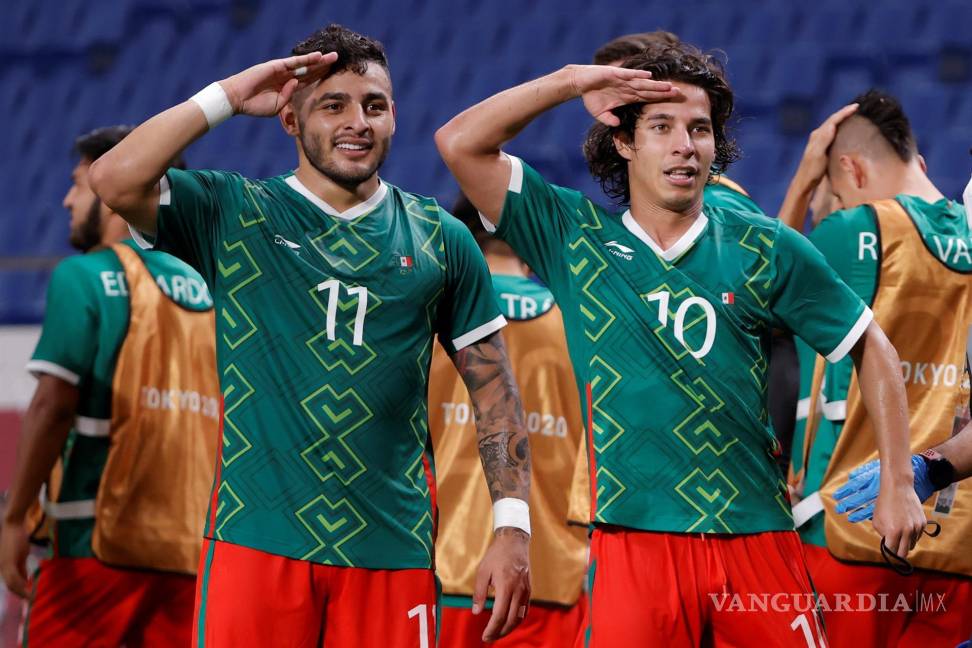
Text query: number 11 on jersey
317 279 369 346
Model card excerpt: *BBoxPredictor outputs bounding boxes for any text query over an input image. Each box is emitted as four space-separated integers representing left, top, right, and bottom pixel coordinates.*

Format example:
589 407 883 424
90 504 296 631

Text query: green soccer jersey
138 169 503 569
704 182 764 215
793 195 971 546
27 240 212 557
490 155 869 534
492 274 555 320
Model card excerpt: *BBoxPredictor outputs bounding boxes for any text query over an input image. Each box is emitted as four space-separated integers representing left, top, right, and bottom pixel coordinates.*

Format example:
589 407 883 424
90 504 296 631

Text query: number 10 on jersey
644 291 717 359
317 279 369 346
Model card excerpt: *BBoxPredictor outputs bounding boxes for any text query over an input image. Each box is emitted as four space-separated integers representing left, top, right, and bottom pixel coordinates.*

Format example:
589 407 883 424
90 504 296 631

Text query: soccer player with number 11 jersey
437 43 927 646
88 24 532 647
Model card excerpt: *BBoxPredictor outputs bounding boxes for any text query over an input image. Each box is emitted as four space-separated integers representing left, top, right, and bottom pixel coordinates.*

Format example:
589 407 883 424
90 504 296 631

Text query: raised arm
0 376 78 598
88 51 335 235
778 103 858 229
435 65 675 223
449 331 530 642
848 322 927 557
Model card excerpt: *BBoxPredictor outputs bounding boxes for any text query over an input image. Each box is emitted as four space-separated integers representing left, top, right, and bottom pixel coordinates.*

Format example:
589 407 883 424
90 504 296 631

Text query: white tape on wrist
493 497 530 535
190 82 233 129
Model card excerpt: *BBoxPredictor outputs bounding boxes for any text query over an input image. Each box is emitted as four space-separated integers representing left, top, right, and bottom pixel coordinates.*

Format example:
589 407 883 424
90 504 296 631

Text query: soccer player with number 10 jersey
437 43 927 647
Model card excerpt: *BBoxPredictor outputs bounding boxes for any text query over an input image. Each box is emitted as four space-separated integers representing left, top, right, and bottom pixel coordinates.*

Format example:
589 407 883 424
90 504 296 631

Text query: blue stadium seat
926 132 972 200
1 0 970 323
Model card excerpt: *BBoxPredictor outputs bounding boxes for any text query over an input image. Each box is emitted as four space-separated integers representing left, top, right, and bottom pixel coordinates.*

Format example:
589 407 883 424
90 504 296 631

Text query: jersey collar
621 210 708 262
285 175 388 221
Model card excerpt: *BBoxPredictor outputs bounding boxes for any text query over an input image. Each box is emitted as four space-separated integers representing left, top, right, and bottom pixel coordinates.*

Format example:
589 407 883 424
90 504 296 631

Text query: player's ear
838 155 863 189
613 130 634 162
390 101 397 137
279 99 300 137
917 153 928 173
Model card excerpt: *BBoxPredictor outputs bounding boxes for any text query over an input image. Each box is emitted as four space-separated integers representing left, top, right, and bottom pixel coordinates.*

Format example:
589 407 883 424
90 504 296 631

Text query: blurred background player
429 195 589 648
784 90 972 647
88 25 531 647
593 30 799 471
437 44 928 647
0 126 218 647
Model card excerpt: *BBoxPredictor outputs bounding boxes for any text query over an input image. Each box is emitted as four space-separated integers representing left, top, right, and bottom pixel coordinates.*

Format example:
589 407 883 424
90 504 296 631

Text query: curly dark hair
583 44 740 205
592 30 682 66
292 24 389 78
851 89 916 162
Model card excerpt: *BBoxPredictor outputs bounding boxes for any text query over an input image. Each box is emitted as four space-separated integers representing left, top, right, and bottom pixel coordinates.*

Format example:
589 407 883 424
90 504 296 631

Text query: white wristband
190 82 233 129
493 498 530 535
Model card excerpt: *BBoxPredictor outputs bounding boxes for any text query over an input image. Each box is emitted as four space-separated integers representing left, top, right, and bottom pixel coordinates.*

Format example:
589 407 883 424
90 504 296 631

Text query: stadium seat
1 0 969 323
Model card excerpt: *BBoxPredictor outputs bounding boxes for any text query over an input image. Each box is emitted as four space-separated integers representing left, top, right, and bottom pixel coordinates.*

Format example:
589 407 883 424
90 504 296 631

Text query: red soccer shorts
193 538 437 647
23 556 194 647
578 526 828 648
804 543 972 648
438 598 587 647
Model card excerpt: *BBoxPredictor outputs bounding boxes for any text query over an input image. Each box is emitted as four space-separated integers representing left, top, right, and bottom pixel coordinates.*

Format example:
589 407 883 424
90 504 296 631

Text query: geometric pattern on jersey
151 170 501 569
493 156 868 535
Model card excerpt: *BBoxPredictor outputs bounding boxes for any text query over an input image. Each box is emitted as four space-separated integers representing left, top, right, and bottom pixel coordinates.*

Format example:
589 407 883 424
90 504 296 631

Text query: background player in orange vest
429 195 589 648
783 90 972 647
0 126 218 647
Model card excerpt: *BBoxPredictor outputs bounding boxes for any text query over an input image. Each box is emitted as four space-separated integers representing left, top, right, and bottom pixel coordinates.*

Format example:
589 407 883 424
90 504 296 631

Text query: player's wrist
492 497 530 536
558 65 584 100
919 449 956 492
189 82 234 129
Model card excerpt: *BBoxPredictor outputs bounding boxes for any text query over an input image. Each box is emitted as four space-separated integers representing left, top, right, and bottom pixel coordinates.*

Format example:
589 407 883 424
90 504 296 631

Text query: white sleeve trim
128 224 156 250
821 398 847 421
479 212 497 234
503 153 523 194
795 397 811 421
452 314 507 352
159 175 171 206
44 498 96 520
75 416 111 438
25 360 80 386
791 491 824 528
825 306 874 363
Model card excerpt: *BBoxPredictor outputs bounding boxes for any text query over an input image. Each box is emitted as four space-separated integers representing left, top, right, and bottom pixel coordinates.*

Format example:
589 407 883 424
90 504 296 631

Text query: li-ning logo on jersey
605 240 634 260
274 234 301 250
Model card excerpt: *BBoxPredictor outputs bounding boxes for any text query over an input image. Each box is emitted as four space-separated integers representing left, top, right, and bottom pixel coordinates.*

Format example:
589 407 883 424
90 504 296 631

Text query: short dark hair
592 31 682 66
583 45 740 205
74 125 186 169
292 24 389 78
74 125 132 161
851 89 916 162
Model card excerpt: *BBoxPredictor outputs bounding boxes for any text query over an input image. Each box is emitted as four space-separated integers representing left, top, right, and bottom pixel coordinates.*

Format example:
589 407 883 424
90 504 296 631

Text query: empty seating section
0 0 969 322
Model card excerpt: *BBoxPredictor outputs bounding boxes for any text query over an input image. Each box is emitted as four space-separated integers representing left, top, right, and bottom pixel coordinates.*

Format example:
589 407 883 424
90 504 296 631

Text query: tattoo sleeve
451 331 530 502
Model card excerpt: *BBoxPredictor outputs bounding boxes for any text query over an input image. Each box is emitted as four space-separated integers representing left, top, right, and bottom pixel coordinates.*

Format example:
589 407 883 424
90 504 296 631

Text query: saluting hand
566 64 680 126
217 51 338 118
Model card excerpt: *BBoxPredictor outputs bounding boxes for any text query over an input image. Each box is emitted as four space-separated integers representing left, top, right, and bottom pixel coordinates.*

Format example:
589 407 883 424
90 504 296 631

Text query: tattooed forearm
451 331 530 502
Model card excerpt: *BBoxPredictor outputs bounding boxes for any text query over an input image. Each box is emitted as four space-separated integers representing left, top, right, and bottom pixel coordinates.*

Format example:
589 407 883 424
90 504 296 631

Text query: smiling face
289 63 395 189
614 82 715 214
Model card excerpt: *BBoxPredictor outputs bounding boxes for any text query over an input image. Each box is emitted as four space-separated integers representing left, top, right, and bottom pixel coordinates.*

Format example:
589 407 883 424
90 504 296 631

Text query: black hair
292 24 389 78
592 31 682 66
583 44 740 205
851 89 916 162
74 125 186 169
